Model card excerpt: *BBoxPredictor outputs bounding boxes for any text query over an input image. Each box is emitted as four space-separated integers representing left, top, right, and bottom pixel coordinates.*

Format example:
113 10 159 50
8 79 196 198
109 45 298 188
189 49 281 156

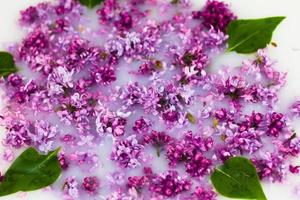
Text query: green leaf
79 0 104 9
0 52 18 77
186 112 196 124
0 147 62 197
211 157 267 200
227 16 285 53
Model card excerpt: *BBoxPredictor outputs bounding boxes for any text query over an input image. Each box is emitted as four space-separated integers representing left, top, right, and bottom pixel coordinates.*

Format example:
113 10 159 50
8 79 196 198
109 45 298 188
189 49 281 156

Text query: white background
1 0 300 200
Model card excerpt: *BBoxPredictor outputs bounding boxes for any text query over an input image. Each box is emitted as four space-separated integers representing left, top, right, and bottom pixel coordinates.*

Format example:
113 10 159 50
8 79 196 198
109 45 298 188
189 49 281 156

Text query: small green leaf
227 16 285 53
0 147 62 197
211 157 267 200
79 0 104 9
186 112 196 124
0 52 18 77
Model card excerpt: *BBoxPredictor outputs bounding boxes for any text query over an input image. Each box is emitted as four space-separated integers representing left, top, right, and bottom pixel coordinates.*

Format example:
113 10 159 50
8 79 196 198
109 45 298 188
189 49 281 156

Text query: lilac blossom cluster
0 0 299 199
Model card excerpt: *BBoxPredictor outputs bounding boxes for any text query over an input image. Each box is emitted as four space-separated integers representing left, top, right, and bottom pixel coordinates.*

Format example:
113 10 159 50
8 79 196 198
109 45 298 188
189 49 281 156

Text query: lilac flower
77 135 94 146
244 112 264 129
19 30 49 59
274 133 300 157
213 146 236 162
63 177 79 200
92 65 117 85
58 153 69 170
57 93 95 132
192 186 217 200
115 12 133 30
214 108 228 121
82 176 99 193
143 130 173 156
162 110 179 123
29 120 58 153
199 0 237 32
7 74 23 87
4 118 31 149
174 45 209 78
132 117 151 134
290 101 300 117
127 175 149 190
3 149 14 162
201 27 228 49
252 153 286 182
97 0 119 23
111 135 144 168
104 189 139 200
119 82 143 107
143 130 173 146
224 129 263 154
53 18 70 33
67 38 96 71
289 165 300 174
20 6 39 25
265 112 286 137
149 170 191 197
220 75 247 101
107 171 125 186
185 152 212 177
256 49 287 87
72 151 99 169
56 0 80 15
96 106 126 137
47 66 74 96
166 131 213 167
105 39 125 58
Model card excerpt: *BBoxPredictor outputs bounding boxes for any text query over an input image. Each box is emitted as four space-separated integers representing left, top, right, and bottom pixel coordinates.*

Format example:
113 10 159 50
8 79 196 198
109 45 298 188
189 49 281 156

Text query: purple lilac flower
82 176 99 193
63 177 79 200
132 117 151 134
71 151 99 169
289 165 300 174
256 49 287 87
201 28 228 49
97 0 119 23
29 120 58 153
107 171 125 186
274 133 300 157
185 152 212 177
214 146 236 162
59 153 69 170
166 131 213 167
96 106 126 137
224 128 263 154
221 75 247 101
92 65 117 85
149 170 191 197
266 112 286 137
47 67 74 96
290 101 300 117
143 130 173 156
199 0 237 32
4 118 31 149
111 135 144 168
127 175 149 190
20 6 39 25
3 149 15 162
174 45 209 81
192 186 217 200
252 153 286 182
19 30 49 61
